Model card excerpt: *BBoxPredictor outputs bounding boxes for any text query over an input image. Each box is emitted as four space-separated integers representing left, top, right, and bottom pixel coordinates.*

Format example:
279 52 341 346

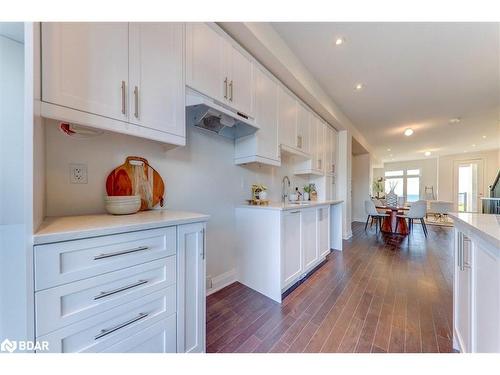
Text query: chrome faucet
282 176 291 203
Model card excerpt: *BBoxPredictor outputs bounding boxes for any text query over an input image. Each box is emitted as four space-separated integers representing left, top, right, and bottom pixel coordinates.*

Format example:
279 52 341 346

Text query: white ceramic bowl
104 195 141 215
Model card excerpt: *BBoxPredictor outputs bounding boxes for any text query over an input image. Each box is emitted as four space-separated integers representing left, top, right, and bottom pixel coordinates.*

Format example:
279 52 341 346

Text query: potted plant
372 177 385 199
251 184 268 200
303 185 311 201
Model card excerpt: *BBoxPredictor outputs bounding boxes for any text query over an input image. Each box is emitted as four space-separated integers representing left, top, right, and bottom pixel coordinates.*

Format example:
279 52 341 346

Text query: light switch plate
70 163 88 184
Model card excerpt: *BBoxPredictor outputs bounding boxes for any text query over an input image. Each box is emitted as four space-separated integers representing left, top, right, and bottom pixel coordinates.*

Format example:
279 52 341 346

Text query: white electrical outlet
70 163 88 184
206 276 213 290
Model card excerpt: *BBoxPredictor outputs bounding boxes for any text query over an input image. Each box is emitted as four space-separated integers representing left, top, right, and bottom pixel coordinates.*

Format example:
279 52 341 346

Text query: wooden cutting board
105 156 165 211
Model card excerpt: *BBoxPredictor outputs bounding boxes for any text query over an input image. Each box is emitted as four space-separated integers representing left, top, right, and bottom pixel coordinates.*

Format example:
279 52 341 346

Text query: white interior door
129 23 185 137
42 22 129 121
454 159 484 212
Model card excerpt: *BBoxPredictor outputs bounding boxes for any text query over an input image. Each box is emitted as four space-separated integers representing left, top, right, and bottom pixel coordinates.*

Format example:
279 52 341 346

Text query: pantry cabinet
42 23 129 122
41 22 185 145
186 23 254 117
128 23 185 138
234 66 280 166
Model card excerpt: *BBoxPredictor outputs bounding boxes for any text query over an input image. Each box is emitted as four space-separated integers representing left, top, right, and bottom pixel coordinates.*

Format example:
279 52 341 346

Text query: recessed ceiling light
449 117 461 124
482 135 487 139
335 37 345 46
387 148 391 152
404 128 414 136
472 144 476 147
424 151 431 156
355 83 364 91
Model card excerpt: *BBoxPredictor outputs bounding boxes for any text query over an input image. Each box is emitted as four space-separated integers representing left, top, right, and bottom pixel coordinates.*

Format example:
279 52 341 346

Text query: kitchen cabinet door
228 44 254 117
278 86 297 149
454 231 472 353
282 210 302 288
185 23 226 103
129 23 185 138
253 67 279 162
42 22 129 121
177 223 206 353
302 208 318 272
297 104 311 154
313 117 325 172
473 242 500 352
325 126 334 175
317 207 330 258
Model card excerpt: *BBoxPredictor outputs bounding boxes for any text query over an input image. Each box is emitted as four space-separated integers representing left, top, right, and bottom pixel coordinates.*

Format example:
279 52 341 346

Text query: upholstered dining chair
364 200 389 233
395 200 428 236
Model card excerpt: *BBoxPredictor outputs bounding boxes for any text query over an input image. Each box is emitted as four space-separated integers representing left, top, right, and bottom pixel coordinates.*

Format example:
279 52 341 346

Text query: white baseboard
352 217 366 223
206 268 238 296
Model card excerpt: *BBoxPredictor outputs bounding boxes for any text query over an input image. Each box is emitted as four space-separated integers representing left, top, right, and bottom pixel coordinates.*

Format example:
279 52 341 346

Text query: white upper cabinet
41 22 186 145
234 66 279 166
227 43 254 117
296 103 311 154
42 23 129 122
314 117 325 172
129 23 185 138
186 23 254 117
278 86 297 150
185 23 226 103
324 123 336 176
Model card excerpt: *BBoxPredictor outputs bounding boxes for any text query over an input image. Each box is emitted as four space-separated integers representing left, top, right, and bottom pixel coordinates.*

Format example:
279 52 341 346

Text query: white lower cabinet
177 223 206 353
282 210 303 288
33 222 207 353
453 227 500 353
237 204 333 303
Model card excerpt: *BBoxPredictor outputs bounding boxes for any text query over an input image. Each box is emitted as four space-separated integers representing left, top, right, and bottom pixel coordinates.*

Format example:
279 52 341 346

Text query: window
384 169 420 202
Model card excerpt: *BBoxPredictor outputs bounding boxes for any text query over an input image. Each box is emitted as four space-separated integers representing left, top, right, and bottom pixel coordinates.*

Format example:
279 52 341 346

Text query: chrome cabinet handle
133 86 139 118
318 159 322 170
297 135 302 149
229 80 233 101
290 210 300 214
93 280 148 300
463 236 471 270
121 81 126 115
94 246 150 260
224 77 228 99
94 312 149 340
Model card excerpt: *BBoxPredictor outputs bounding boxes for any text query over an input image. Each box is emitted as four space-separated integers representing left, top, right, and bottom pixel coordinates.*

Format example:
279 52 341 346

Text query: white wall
44 120 312 286
0 32 27 341
437 149 500 203
352 153 371 222
383 158 438 199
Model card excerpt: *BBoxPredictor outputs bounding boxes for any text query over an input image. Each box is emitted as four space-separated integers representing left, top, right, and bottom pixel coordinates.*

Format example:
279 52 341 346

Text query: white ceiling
0 22 24 43
272 22 500 162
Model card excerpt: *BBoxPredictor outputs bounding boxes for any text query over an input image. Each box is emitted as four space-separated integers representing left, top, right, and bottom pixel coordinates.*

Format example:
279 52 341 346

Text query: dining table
376 206 410 235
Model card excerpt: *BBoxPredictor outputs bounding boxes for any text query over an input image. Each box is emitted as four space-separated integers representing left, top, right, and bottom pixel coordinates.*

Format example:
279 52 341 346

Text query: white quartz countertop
34 210 210 245
448 212 500 250
236 200 343 211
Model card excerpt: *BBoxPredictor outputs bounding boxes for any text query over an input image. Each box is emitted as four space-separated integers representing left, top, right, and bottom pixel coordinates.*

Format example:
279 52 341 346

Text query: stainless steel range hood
186 88 259 139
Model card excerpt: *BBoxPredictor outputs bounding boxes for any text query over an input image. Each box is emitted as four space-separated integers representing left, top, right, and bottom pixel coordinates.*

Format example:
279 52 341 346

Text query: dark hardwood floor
206 221 454 353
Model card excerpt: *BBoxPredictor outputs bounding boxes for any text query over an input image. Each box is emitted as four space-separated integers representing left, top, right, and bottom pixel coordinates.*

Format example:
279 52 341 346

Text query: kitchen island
235 200 343 302
449 212 500 353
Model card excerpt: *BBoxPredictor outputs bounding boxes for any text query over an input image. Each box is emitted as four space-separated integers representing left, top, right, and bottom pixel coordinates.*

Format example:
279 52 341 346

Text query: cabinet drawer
102 314 176 353
35 256 176 337
36 286 176 353
35 227 176 290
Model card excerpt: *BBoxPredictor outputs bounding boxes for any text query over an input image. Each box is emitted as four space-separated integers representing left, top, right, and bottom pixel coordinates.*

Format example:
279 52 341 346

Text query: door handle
133 86 139 119
121 81 126 115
